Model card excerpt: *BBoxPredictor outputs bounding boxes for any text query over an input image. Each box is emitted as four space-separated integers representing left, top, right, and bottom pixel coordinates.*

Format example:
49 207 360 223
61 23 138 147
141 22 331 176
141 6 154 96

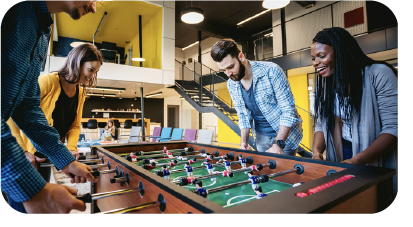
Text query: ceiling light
182 41 199 51
132 58 145 62
70 41 87 48
237 9 271 26
262 0 291 10
181 7 204 24
87 93 116 97
90 87 126 92
146 92 162 98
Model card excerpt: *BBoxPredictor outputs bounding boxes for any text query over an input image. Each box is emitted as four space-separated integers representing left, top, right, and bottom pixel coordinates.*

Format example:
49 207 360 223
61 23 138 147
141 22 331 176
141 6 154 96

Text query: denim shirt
1 1 75 202
227 60 303 150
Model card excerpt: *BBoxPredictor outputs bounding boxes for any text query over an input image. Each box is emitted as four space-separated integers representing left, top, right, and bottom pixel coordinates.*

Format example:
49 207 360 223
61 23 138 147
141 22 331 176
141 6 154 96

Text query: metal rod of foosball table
205 165 303 194
128 150 202 160
170 167 246 184
97 193 166 214
118 146 193 157
75 182 144 203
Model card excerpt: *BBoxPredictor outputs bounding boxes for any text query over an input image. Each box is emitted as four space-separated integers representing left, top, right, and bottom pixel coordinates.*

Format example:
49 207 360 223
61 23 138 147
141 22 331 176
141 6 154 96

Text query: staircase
173 60 312 156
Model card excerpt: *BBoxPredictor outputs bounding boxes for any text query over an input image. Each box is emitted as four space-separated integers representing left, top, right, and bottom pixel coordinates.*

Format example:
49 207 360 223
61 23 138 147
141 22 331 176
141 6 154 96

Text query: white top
335 94 352 142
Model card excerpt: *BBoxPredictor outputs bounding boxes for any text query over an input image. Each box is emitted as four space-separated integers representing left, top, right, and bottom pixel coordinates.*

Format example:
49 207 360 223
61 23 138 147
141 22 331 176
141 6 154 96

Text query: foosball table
79 141 395 214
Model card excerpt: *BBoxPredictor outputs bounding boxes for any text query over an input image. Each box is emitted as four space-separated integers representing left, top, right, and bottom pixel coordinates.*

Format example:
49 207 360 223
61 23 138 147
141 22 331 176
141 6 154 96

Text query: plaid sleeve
1 122 47 202
12 86 75 170
269 66 299 128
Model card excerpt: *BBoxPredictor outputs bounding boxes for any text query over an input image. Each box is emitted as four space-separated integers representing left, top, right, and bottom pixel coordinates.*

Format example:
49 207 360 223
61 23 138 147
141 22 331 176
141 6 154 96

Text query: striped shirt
227 60 303 150
1 1 75 202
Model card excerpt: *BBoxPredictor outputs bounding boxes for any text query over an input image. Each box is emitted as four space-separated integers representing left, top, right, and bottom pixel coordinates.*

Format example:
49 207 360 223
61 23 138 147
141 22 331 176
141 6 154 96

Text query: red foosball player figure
222 170 233 178
163 146 168 154
195 181 208 198
143 162 156 170
254 186 267 199
169 160 178 167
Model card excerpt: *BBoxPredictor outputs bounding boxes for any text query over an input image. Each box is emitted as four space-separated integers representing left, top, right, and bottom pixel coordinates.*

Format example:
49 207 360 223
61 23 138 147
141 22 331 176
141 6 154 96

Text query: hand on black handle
75 194 92 203
78 156 86 160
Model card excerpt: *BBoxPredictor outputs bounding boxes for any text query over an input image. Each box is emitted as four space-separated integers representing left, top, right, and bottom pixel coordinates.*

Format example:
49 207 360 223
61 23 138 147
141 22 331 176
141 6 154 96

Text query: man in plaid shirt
2 1 99 213
211 39 303 155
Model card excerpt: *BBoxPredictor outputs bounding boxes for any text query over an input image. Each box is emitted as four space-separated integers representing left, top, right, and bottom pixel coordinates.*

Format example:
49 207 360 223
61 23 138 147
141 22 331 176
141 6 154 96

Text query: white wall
164 95 182 128
272 1 367 56
175 47 184 80
182 37 222 72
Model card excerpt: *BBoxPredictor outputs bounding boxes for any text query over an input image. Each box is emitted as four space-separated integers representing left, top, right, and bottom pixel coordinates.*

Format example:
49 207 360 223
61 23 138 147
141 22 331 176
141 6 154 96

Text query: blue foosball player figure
254 186 267 199
184 162 193 177
162 165 171 181
195 181 208 198
247 171 259 190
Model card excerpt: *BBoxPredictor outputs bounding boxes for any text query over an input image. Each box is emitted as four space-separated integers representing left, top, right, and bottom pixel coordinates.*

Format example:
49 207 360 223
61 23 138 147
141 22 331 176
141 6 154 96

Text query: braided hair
312 27 397 136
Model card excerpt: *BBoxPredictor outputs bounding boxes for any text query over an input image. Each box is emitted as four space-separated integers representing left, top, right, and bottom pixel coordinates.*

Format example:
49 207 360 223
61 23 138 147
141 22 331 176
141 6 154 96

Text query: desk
81 118 150 136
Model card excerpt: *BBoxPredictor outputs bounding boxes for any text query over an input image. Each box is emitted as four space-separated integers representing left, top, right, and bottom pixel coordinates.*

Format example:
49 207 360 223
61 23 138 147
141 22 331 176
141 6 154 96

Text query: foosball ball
86 141 395 214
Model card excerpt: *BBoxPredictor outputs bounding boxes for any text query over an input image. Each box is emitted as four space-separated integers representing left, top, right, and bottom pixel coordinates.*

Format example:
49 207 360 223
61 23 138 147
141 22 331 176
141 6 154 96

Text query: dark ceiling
175 1 273 48
175 1 316 48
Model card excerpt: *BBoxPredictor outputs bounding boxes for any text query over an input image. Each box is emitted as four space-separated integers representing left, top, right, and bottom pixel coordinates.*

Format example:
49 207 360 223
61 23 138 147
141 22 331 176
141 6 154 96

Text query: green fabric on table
207 179 293 207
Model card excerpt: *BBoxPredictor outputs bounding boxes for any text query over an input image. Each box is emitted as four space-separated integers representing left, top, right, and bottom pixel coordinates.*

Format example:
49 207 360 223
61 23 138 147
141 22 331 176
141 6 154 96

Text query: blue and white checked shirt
227 60 303 150
1 1 75 202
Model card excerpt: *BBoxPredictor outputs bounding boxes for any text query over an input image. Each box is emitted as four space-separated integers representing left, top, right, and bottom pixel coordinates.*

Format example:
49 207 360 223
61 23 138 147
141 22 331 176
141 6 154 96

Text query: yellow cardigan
7 72 85 153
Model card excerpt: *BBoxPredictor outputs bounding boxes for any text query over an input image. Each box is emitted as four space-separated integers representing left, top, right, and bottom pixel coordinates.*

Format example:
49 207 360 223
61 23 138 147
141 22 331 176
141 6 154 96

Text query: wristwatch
271 139 286 149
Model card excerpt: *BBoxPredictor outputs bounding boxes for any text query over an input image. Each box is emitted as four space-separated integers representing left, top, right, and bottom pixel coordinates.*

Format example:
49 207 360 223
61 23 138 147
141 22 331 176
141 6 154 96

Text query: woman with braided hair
310 27 397 194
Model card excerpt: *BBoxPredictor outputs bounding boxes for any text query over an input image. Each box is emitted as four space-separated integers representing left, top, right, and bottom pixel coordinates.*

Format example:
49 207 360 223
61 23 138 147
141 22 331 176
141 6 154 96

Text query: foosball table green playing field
85 141 395 214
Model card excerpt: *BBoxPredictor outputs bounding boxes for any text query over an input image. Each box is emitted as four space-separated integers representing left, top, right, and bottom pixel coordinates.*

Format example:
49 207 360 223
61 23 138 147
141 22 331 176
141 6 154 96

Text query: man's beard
70 8 81 20
229 59 246 81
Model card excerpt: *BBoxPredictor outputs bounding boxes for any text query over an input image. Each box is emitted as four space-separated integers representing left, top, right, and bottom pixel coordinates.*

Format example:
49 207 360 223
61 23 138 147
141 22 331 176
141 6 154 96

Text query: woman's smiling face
79 60 101 85
311 42 334 78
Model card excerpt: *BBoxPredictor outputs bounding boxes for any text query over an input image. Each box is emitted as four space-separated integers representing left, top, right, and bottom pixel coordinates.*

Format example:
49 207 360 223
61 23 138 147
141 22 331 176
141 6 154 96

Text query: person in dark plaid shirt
1 1 98 213
211 39 303 155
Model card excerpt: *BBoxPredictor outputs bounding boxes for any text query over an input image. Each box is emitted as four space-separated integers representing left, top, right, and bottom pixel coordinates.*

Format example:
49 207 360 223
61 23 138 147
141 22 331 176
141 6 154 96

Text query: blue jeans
256 132 298 156
342 138 353 160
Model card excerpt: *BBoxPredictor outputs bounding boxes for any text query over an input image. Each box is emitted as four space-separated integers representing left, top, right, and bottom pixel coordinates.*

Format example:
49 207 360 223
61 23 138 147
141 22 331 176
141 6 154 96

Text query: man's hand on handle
62 161 98 184
23 183 86 213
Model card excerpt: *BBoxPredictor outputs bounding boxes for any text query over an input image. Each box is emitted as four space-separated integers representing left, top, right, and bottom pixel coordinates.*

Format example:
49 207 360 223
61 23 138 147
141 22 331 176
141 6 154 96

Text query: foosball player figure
149 158 157 164
205 155 213 161
254 186 267 199
201 161 214 174
184 162 193 177
239 156 247 168
169 160 178 167
143 162 156 170
195 181 208 198
248 171 259 190
163 146 168 153
162 165 171 181
176 155 187 161
167 151 174 158
222 170 233 177
223 157 231 171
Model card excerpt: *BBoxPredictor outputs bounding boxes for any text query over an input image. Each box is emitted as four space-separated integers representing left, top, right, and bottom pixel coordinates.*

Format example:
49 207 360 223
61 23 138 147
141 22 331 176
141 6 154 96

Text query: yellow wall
124 9 163 69
217 84 241 148
287 74 312 151
216 76 311 152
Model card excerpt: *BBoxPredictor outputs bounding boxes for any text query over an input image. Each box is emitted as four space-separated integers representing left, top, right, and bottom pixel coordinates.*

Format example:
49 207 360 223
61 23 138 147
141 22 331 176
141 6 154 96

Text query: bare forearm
240 128 250 145
349 133 397 165
275 125 291 141
313 131 326 154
